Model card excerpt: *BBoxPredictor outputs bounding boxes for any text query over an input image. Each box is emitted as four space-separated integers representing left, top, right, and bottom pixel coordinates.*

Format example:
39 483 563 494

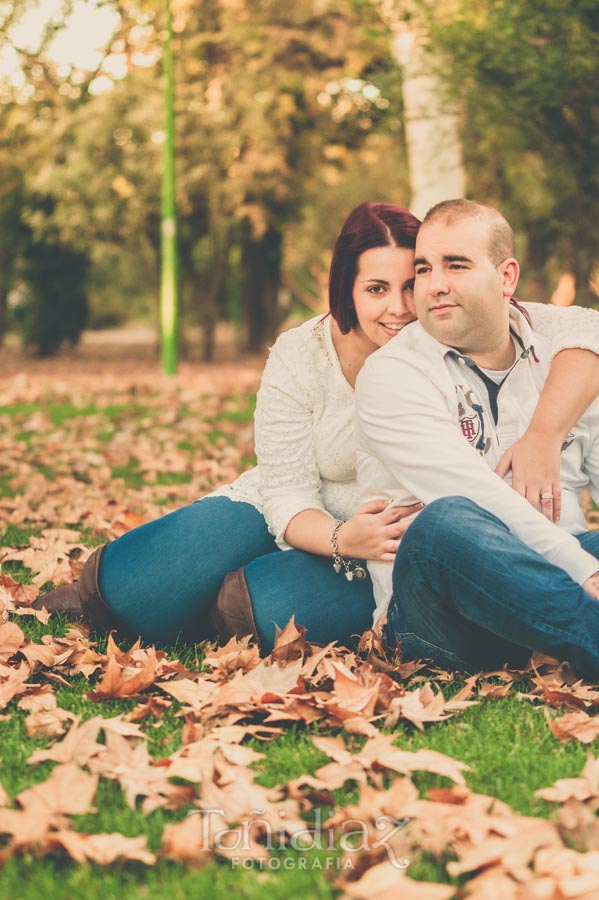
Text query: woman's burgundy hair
329 202 421 334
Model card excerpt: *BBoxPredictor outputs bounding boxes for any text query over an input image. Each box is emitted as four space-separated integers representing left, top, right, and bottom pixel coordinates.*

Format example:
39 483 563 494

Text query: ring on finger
540 492 554 501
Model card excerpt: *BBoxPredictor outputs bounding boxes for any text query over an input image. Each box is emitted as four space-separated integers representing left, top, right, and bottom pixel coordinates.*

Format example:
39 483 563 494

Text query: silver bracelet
330 520 366 582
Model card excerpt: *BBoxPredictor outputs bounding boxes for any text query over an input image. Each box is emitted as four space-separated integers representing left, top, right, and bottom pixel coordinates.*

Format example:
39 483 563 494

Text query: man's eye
415 267 429 276
449 263 466 270
405 280 415 292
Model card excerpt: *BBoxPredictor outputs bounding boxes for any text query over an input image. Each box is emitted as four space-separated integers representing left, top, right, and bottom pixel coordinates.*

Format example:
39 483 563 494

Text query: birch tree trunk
391 28 466 219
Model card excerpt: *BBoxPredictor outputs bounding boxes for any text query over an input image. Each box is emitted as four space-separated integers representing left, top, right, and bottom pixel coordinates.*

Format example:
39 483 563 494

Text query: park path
0 326 265 396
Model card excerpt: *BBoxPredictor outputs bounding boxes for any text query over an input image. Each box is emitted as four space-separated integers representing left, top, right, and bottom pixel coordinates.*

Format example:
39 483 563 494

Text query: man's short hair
422 199 516 266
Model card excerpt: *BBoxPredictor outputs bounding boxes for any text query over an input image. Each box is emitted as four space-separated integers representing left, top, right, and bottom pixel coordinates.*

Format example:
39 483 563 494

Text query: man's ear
498 258 520 298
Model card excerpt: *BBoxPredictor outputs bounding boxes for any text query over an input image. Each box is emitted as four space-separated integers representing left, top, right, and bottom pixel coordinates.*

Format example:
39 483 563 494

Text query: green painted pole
160 0 179 374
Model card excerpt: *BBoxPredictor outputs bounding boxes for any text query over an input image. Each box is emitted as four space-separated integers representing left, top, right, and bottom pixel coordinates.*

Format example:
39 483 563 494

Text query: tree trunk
0 246 9 345
557 238 598 308
391 28 466 219
240 223 282 353
201 229 230 361
523 224 552 303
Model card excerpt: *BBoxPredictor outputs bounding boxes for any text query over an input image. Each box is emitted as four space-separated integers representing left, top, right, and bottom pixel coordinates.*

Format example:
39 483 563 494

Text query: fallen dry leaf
545 709 599 744
16 763 98 816
87 647 158 700
340 860 455 899
50 830 156 865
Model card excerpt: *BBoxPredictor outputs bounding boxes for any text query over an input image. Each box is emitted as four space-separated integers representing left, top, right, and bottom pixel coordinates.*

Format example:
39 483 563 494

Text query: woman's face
352 245 416 349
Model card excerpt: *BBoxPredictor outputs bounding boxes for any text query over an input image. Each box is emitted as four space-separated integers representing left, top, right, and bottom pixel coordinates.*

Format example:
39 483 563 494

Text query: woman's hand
495 430 562 523
336 499 423 562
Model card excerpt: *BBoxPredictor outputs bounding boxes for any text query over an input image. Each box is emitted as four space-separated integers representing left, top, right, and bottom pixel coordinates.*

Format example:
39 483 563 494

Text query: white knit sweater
210 304 599 548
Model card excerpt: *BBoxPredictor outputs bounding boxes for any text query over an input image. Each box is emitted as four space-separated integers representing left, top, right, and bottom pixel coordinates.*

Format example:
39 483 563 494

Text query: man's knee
400 496 480 551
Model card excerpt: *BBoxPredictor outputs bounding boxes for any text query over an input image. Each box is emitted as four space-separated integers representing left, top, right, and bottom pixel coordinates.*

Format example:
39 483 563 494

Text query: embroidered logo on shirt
456 387 491 455
460 415 480 443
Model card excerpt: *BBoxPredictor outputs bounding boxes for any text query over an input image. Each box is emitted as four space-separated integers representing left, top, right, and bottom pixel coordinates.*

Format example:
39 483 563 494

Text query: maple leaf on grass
50 831 156 866
25 707 76 739
339 860 455 900
310 734 469 786
270 615 308 664
17 683 56 712
205 657 305 710
87 646 158 700
0 575 38 609
536 755 599 804
160 813 215 867
0 809 59 848
0 621 26 661
383 681 477 730
161 810 269 868
445 818 562 880
16 763 98 816
202 634 260 680
28 716 105 767
88 731 194 814
0 661 32 709
545 709 599 744
126 696 172 721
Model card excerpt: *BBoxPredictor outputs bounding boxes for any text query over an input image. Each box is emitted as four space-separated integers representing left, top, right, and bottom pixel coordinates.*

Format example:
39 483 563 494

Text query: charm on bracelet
330 520 367 581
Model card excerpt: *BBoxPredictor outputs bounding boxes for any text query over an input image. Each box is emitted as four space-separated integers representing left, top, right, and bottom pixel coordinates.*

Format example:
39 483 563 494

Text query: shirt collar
439 300 540 366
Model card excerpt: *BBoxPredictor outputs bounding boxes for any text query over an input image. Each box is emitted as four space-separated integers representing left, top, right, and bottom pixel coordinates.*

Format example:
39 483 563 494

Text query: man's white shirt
354 305 599 624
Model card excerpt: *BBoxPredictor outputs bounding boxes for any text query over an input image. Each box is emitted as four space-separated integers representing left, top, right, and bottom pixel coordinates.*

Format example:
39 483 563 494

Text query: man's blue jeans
98 496 374 651
387 497 599 680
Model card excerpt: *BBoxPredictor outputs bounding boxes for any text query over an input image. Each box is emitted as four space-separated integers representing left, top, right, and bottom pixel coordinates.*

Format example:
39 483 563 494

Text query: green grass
0 402 146 427
0 621 595 900
0 474 16 498
1 384 596 898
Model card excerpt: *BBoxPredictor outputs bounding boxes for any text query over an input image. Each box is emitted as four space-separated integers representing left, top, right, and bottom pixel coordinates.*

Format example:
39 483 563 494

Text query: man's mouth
429 304 458 314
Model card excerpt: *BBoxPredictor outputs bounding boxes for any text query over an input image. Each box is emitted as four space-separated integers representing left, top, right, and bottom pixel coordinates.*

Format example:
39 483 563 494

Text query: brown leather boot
209 567 260 647
32 546 128 635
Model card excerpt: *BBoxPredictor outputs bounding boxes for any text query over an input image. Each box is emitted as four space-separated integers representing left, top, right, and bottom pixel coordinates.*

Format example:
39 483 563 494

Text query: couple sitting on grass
36 199 599 681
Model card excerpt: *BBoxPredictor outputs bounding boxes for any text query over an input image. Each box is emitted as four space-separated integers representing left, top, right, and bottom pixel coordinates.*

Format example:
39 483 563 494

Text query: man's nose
428 268 450 295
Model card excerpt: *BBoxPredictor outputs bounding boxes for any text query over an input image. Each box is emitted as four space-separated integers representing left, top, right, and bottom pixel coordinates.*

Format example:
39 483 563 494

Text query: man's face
413 216 514 355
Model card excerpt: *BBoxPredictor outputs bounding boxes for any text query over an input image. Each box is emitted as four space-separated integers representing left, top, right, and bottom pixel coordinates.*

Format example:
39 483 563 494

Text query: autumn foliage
2 361 599 897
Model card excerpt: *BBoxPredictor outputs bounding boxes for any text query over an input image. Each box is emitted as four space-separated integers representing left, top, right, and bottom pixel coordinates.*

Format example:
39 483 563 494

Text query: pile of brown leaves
0 605 597 897
2 365 599 896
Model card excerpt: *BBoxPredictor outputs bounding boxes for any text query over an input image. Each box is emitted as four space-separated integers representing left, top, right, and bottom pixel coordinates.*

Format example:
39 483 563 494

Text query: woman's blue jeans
387 497 599 680
98 498 277 645
98 497 374 651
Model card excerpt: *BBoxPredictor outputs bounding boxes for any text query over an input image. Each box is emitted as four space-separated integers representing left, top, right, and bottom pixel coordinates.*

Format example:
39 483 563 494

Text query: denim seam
404 546 598 659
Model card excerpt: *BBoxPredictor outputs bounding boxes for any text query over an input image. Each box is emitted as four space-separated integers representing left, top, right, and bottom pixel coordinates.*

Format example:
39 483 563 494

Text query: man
354 199 599 678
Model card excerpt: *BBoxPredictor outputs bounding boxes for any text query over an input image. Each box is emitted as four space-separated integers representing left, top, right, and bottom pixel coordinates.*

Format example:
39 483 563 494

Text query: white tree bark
392 29 466 220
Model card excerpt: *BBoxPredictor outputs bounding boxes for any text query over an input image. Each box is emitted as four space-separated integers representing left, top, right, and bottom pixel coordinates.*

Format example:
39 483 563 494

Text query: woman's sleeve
254 339 330 549
522 301 599 357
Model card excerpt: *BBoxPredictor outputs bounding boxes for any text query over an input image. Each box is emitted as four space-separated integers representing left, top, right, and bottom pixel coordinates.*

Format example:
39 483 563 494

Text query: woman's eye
405 280 415 292
367 284 385 294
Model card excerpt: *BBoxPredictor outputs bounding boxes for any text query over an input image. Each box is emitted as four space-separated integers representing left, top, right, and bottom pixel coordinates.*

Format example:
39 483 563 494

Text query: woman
35 203 599 650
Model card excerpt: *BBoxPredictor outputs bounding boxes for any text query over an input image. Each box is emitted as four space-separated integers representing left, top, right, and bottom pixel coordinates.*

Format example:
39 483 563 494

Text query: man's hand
582 572 599 601
495 430 562 523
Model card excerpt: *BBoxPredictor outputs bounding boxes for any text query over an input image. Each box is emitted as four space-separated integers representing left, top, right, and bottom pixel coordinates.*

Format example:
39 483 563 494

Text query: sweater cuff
550 543 599 586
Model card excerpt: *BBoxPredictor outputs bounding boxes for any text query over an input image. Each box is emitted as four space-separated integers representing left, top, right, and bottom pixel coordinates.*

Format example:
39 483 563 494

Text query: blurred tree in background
0 0 596 356
422 0 599 304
